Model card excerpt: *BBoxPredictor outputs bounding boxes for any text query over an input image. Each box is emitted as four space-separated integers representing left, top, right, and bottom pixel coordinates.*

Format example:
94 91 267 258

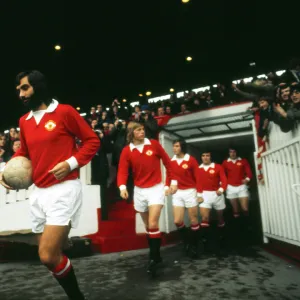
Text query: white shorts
134 183 165 212
199 191 226 210
172 188 198 208
226 184 249 199
29 179 82 233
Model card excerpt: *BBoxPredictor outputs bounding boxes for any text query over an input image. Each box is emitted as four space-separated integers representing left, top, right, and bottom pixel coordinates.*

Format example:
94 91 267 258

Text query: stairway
87 201 148 254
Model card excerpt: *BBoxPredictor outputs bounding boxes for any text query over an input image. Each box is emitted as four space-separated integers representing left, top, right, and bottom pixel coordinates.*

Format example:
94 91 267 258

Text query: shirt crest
45 120 56 131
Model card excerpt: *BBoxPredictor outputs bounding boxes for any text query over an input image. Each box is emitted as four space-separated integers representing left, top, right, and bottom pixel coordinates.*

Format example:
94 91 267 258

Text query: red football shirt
196 163 227 195
14 100 100 188
166 154 198 190
222 158 252 186
117 138 174 189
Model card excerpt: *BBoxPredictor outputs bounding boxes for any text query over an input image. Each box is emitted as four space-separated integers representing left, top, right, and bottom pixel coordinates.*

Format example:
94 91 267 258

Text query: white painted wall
167 102 252 125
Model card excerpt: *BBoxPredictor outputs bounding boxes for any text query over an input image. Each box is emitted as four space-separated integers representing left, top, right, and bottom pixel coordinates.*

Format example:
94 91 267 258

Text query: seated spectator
178 103 190 114
12 139 21 154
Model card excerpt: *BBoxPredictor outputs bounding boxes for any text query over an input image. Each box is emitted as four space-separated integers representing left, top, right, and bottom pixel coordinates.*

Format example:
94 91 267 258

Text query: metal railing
257 137 300 246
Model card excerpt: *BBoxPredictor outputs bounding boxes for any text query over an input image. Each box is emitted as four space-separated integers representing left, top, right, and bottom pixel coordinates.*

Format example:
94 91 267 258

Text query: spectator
139 105 159 139
157 107 165 116
111 105 122 123
96 104 103 117
131 105 141 121
12 138 21 154
0 133 10 163
165 106 172 115
87 106 98 123
273 83 300 122
257 96 273 138
205 94 215 108
178 103 190 114
99 111 111 126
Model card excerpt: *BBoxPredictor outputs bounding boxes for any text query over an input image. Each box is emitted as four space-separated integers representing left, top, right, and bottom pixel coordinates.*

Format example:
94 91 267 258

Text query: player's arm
49 106 100 180
243 159 253 184
217 165 228 195
196 168 204 203
117 147 130 199
64 106 100 168
154 140 177 194
13 120 30 159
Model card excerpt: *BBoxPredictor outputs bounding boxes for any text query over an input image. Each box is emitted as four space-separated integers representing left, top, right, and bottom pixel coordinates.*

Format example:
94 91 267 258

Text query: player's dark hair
16 70 52 106
173 139 187 154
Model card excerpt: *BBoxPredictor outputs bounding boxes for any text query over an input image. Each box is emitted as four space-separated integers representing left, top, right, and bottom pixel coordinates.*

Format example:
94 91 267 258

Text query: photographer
91 124 110 220
138 105 159 139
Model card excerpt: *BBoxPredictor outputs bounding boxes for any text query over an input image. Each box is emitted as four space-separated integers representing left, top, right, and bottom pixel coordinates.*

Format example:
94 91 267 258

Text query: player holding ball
0 70 100 300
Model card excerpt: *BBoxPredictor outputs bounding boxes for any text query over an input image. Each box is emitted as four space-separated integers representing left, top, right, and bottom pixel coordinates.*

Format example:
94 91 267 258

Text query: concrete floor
0 245 299 300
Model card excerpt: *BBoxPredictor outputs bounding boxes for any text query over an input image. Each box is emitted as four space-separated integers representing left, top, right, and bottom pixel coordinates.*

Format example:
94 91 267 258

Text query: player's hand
165 188 170 196
170 185 177 194
197 197 204 203
242 179 249 185
48 161 71 181
216 189 223 196
120 189 129 200
0 172 13 190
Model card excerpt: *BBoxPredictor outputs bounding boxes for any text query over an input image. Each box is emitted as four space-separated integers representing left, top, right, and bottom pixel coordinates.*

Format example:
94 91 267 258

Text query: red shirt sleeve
64 106 100 167
191 156 199 182
219 165 228 191
221 160 227 175
243 159 253 181
117 147 130 187
152 140 173 185
13 118 30 159
196 169 203 194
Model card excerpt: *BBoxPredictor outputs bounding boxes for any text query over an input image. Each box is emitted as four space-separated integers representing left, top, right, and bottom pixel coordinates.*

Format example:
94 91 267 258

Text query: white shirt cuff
197 193 203 197
119 185 127 191
0 162 6 172
218 188 224 193
245 177 250 182
164 186 169 191
171 180 178 185
65 156 79 171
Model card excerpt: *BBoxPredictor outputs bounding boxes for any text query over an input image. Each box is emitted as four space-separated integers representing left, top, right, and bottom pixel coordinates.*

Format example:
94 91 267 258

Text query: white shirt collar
129 138 151 152
171 153 190 161
227 157 242 162
199 162 215 169
25 99 59 121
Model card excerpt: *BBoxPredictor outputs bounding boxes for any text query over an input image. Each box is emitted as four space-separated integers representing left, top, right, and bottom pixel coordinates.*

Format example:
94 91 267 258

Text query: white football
3 156 33 190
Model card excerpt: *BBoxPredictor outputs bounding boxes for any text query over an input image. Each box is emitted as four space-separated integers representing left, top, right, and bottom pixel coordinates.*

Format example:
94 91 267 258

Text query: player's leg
39 225 84 300
199 206 211 242
187 205 200 258
173 204 188 250
229 198 240 219
239 196 251 239
214 194 227 255
148 204 163 263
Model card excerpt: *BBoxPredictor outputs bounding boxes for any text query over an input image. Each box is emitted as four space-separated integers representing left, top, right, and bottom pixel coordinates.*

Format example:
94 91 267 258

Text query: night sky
0 0 297 131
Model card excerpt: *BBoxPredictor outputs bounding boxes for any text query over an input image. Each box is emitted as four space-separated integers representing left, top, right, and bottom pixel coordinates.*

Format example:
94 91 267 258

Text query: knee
148 219 159 230
190 216 198 226
39 248 60 268
174 220 184 227
201 216 209 223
